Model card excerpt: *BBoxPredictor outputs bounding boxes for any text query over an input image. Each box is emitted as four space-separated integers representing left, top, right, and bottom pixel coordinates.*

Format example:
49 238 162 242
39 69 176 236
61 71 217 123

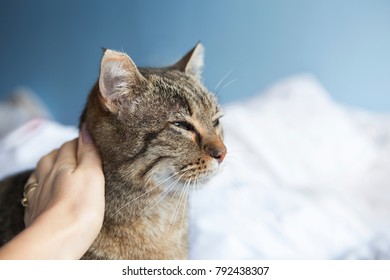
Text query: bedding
1 75 389 259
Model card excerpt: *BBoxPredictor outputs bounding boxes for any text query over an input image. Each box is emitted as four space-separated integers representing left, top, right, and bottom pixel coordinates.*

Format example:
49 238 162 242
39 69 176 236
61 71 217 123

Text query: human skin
0 124 105 259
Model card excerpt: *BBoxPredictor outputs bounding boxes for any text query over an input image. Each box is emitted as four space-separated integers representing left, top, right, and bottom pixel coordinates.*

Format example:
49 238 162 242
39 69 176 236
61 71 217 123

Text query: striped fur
0 44 226 259
80 44 227 259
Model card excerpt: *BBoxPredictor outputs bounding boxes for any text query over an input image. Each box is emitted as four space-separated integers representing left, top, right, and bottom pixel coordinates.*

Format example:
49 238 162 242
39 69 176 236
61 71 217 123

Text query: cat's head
82 44 226 190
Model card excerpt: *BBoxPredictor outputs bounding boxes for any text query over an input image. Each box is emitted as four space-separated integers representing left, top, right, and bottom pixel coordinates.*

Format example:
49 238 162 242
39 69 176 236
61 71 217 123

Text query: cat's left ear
172 43 204 80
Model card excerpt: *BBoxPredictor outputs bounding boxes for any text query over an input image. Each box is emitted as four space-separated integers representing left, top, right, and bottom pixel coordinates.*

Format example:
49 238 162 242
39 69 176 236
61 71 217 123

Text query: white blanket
1 75 389 259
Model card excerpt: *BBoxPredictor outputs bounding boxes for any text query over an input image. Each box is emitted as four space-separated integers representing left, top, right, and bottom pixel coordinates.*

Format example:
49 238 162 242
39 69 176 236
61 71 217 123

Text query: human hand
24 124 104 228
0 124 105 259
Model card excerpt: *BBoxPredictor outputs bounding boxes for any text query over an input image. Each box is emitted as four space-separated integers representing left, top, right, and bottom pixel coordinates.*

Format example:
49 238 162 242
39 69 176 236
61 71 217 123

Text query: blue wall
1 0 390 125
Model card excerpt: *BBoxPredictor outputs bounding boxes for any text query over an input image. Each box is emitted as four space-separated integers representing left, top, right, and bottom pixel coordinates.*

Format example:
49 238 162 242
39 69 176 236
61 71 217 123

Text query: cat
0 43 227 259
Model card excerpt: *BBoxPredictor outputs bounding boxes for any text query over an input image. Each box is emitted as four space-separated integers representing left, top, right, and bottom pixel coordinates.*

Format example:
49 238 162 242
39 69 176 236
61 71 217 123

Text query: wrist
0 205 100 259
28 207 87 259
34 203 102 259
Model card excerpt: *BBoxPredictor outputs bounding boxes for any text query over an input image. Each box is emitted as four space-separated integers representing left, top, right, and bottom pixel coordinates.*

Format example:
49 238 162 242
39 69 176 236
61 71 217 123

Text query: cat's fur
0 44 226 259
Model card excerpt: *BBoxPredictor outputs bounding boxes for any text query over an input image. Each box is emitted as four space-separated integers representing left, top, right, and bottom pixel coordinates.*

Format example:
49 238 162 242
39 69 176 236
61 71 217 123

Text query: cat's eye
213 118 220 127
172 121 194 131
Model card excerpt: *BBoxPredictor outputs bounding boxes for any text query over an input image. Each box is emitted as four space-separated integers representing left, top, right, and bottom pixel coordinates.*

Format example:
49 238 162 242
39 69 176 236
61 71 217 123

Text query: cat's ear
98 49 145 113
173 43 204 80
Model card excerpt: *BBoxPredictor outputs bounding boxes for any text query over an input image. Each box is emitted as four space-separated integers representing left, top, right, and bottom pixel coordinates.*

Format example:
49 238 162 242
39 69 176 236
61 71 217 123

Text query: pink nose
205 142 227 163
215 148 227 163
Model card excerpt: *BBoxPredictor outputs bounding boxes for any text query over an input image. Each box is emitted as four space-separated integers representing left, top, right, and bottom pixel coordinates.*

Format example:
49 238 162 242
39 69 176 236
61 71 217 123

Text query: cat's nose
205 140 227 163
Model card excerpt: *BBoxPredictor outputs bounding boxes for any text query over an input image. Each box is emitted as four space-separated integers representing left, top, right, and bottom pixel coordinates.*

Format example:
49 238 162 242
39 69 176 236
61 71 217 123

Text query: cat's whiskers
140 173 154 193
108 170 181 220
170 178 189 226
107 176 152 220
169 181 186 230
131 172 185 226
169 174 185 202
214 69 235 93
168 178 190 242
187 175 199 246
178 179 192 246
217 78 238 95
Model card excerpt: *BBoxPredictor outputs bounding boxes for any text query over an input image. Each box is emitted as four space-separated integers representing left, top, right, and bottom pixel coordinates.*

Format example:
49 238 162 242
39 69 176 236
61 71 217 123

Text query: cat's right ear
98 49 145 113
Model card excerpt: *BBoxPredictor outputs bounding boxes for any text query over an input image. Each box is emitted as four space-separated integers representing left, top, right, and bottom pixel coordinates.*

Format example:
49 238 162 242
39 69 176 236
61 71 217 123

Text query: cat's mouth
152 161 220 192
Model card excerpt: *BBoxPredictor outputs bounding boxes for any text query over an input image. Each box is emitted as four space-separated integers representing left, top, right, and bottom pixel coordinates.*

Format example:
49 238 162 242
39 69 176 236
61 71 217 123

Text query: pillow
190 74 390 259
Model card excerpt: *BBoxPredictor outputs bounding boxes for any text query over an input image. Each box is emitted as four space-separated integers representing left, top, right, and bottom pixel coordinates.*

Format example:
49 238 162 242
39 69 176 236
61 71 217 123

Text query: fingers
77 124 103 172
35 149 58 182
53 140 78 175
23 172 38 226
32 149 59 214
28 141 77 217
23 125 104 231
34 140 77 192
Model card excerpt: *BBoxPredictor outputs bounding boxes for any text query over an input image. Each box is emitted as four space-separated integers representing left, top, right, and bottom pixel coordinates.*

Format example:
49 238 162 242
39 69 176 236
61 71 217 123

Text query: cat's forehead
140 68 221 117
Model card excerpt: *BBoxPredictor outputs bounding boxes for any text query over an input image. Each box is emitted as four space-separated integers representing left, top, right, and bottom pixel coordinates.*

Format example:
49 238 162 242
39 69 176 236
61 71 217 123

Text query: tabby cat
0 44 227 259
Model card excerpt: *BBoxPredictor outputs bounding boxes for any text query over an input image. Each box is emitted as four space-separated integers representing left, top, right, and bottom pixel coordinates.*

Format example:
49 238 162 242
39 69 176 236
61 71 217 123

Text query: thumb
77 123 103 170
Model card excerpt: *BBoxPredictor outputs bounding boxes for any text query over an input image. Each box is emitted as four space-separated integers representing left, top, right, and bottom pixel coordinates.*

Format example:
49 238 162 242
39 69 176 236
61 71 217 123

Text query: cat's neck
87 165 189 259
102 162 184 224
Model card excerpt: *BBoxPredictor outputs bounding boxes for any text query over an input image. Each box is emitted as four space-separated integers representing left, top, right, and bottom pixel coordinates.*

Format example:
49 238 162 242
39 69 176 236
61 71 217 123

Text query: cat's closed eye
172 121 194 131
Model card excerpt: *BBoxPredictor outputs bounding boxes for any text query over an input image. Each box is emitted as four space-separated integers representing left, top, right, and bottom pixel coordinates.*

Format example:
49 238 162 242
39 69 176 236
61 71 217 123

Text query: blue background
1 0 389 125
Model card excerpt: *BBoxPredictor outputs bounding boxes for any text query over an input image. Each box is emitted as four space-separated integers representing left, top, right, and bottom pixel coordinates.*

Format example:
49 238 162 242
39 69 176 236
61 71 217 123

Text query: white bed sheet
1 75 389 259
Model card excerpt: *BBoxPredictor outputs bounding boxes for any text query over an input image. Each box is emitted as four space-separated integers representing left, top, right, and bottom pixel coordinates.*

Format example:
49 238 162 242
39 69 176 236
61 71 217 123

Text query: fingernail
81 123 92 144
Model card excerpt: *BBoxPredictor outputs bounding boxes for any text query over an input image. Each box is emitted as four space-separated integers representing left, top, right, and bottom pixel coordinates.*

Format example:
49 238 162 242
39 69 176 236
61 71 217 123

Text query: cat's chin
152 170 215 193
150 157 224 192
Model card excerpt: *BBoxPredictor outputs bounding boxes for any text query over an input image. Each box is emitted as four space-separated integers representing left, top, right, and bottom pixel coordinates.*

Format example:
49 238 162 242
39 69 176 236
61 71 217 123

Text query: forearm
0 129 104 260
0 207 90 260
